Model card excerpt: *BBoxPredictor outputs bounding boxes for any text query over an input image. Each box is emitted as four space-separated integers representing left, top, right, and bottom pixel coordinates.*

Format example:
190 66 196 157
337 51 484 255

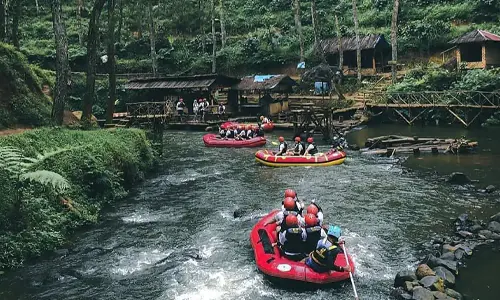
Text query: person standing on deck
193 98 199 122
176 98 186 122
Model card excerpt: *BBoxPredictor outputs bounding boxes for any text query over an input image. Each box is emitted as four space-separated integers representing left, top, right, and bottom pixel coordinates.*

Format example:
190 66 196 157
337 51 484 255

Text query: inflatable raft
203 134 266 148
250 210 355 284
221 121 275 132
255 149 347 167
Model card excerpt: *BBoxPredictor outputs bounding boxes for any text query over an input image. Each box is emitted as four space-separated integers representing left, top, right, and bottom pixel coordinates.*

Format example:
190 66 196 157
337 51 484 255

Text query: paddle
341 242 359 300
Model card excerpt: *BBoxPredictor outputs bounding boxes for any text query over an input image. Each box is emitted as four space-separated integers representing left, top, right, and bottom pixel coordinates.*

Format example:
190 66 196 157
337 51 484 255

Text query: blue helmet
327 225 342 238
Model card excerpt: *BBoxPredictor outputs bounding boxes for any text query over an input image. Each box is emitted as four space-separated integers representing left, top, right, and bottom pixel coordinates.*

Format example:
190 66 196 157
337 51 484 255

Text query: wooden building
450 30 500 69
233 75 296 117
124 74 240 115
320 34 391 75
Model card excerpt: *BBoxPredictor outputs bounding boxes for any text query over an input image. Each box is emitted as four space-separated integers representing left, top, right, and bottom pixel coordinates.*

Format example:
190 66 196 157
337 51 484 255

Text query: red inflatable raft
250 210 355 284
255 149 347 167
203 133 266 148
221 121 275 132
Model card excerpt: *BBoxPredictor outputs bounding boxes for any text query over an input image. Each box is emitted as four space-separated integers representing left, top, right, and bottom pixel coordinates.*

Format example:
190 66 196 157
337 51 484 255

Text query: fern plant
0 146 71 195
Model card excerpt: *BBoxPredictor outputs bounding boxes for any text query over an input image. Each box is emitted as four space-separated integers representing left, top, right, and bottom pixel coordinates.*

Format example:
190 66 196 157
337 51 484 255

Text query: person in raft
304 137 319 156
288 136 305 156
218 126 226 138
281 188 303 214
234 125 246 140
246 125 255 139
277 215 307 261
225 126 235 139
263 196 305 231
304 225 351 274
276 136 288 156
303 213 327 254
260 115 270 124
306 201 324 226
254 125 264 137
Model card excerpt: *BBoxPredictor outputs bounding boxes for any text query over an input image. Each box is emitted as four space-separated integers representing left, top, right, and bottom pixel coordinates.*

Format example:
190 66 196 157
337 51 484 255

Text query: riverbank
0 128 156 270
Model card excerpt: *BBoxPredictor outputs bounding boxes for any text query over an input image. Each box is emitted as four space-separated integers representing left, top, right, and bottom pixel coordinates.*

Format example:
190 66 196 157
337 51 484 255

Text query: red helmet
285 214 298 227
279 136 285 142
295 137 301 142
246 125 252 130
237 125 243 130
284 189 297 199
307 137 313 143
306 204 319 216
283 197 296 210
305 214 318 227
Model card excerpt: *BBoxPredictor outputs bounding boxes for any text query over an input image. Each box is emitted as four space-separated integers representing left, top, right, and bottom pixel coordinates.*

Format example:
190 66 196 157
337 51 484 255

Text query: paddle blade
271 142 279 146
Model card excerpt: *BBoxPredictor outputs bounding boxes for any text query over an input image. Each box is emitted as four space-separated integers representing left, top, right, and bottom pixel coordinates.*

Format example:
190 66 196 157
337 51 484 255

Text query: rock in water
469 224 483 233
419 276 438 288
394 270 417 287
487 221 500 233
491 212 500 223
233 208 244 218
478 229 500 240
423 254 458 274
404 281 414 292
446 288 463 300
446 172 470 185
411 286 435 300
432 291 451 299
442 244 457 254
439 252 456 261
434 266 456 287
485 185 496 193
416 264 435 279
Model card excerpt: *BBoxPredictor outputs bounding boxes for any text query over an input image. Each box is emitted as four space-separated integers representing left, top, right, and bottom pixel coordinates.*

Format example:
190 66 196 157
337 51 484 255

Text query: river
0 125 499 300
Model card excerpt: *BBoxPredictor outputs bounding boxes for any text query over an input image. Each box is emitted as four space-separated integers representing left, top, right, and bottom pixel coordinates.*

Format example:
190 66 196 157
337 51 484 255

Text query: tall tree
51 0 70 125
199 0 205 53
219 0 226 48
352 0 361 83
311 0 319 56
0 0 6 42
391 0 400 83
211 0 216 72
335 14 343 70
147 0 158 76
117 0 123 44
81 0 107 126
106 0 117 124
77 0 84 45
293 0 304 62
11 0 21 48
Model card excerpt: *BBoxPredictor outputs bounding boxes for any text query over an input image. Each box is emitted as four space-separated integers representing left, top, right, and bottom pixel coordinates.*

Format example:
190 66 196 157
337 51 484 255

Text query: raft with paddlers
254 149 347 167
221 121 275 132
250 210 355 284
203 133 266 148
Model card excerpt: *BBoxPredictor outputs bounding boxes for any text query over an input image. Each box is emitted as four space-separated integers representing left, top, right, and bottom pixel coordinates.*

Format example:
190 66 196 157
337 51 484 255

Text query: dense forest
2 0 500 75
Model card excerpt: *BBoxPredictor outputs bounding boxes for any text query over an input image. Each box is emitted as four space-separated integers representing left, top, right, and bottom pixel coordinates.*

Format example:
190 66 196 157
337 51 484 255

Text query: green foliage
452 68 500 92
0 128 156 269
0 43 51 129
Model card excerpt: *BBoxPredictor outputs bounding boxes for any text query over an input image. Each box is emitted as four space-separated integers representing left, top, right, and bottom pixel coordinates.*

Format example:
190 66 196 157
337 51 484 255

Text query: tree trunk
81 0 107 126
200 0 205 53
293 0 304 62
106 0 116 124
35 0 39 13
391 0 400 84
335 14 343 70
117 0 123 44
51 0 70 126
0 0 6 42
311 0 319 57
77 0 84 45
147 0 157 76
211 0 216 73
11 0 21 48
219 0 226 48
352 0 362 83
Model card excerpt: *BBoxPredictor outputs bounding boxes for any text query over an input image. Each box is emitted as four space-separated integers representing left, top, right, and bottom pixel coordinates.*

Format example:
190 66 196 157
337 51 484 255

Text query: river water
0 125 499 300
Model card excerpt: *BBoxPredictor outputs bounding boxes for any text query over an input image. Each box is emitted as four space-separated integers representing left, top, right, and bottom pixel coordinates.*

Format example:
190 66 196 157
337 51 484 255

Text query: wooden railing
366 91 500 108
126 101 173 119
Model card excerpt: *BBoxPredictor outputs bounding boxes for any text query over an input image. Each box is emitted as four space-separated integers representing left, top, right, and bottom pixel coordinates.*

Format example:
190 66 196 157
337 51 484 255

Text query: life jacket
307 142 318 155
281 228 304 255
239 130 246 138
304 226 323 254
278 141 288 154
300 142 306 155
246 130 254 138
309 239 341 268
279 211 298 232
226 130 234 138
219 129 226 137
293 142 301 153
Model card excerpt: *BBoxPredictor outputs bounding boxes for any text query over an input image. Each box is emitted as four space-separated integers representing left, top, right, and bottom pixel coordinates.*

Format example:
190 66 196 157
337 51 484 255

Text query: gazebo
450 30 500 69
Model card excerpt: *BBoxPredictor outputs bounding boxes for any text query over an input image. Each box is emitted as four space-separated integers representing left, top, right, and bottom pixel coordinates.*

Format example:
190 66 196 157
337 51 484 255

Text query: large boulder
432 291 454 299
439 252 456 261
416 264 435 279
446 172 470 185
423 255 458 274
446 288 463 300
395 270 417 287
478 229 500 240
419 276 438 289
442 244 457 254
485 185 496 193
487 221 500 233
411 286 435 300
434 266 456 287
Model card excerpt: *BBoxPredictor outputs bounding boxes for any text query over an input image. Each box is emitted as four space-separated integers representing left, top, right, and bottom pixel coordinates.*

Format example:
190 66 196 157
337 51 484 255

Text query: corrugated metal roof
235 75 297 91
450 30 500 44
124 74 240 90
320 34 389 54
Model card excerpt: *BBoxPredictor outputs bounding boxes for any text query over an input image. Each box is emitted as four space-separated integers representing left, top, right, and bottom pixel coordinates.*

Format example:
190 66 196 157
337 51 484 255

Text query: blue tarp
254 75 275 82
314 82 330 94
297 62 306 69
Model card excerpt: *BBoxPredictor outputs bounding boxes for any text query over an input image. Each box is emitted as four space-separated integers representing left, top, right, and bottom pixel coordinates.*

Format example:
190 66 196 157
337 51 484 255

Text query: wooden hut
450 30 500 69
320 34 390 75
233 75 297 117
